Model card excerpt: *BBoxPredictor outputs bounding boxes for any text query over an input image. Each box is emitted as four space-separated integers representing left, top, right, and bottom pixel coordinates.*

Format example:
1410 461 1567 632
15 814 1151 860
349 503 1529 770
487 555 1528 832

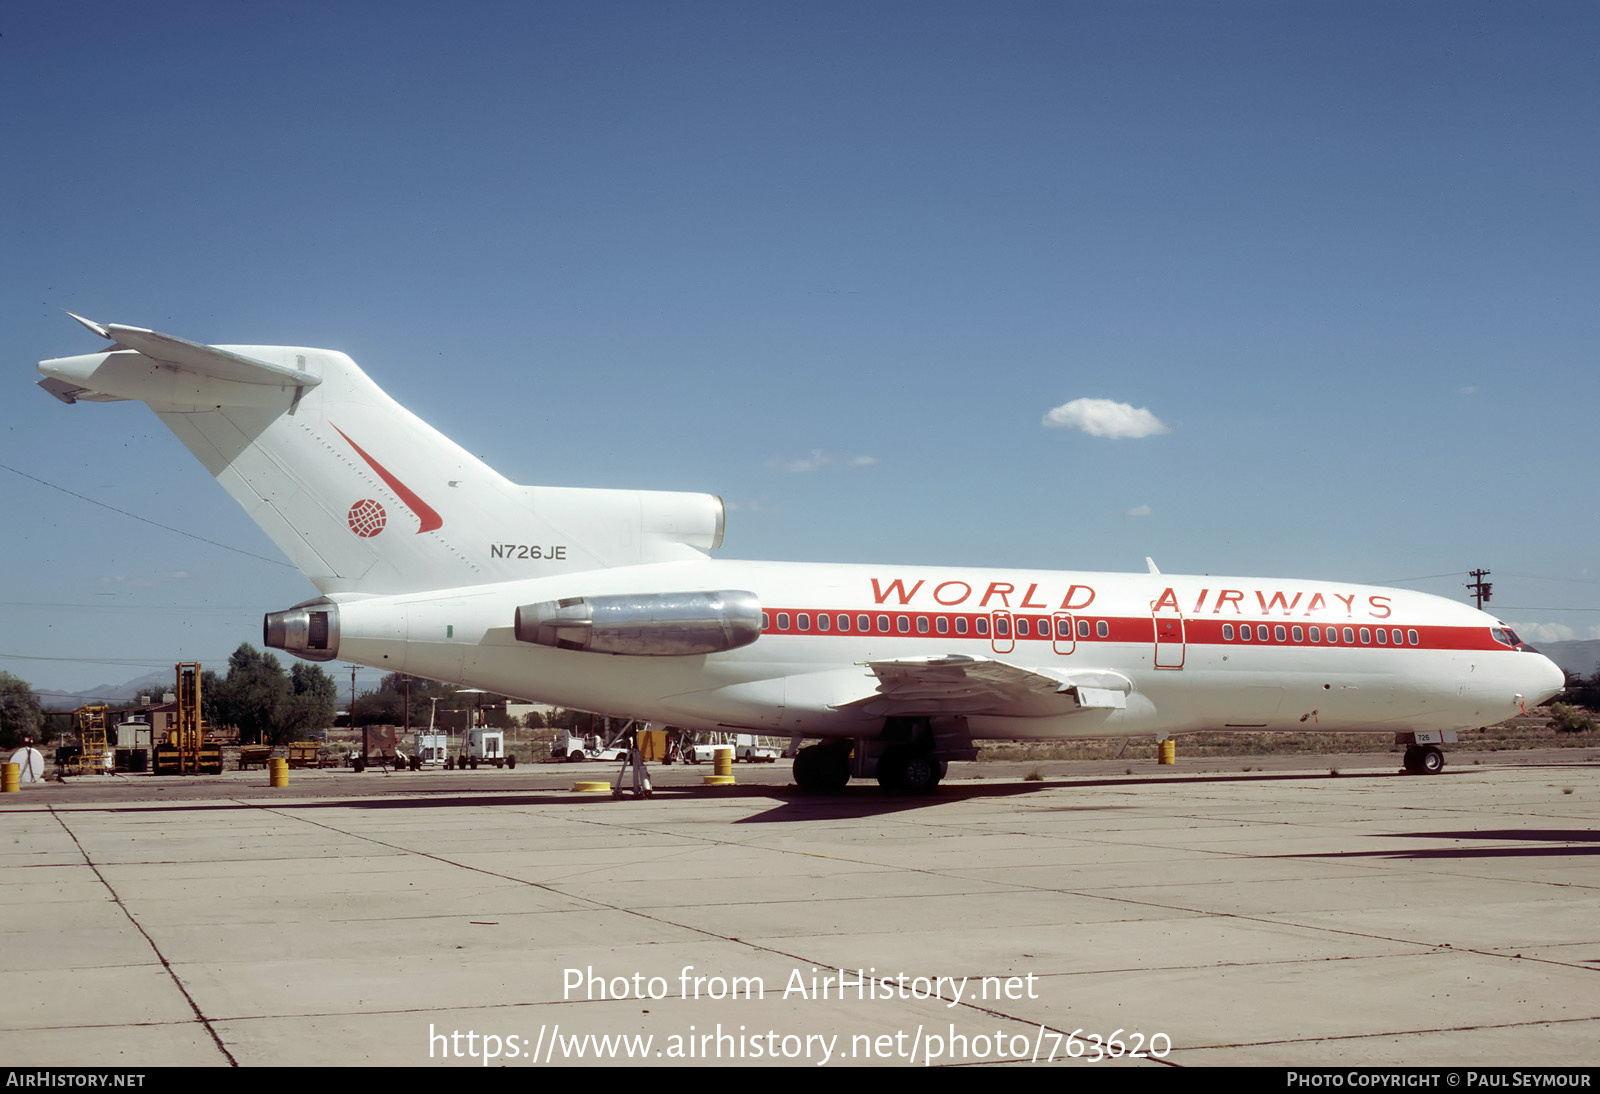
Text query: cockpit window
1491 626 1536 652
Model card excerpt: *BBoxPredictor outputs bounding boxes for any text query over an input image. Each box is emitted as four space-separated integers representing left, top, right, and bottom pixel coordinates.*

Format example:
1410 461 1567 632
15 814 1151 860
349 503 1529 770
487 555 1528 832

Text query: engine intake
514 590 761 656
264 598 341 662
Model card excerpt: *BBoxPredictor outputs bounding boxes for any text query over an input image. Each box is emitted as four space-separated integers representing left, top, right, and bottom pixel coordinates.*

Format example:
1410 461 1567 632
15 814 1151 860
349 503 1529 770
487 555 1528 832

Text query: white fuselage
330 559 1565 741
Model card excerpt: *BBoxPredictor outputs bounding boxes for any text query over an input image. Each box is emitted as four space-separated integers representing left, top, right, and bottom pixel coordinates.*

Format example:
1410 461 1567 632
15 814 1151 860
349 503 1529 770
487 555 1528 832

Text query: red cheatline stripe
332 425 443 534
756 609 1509 653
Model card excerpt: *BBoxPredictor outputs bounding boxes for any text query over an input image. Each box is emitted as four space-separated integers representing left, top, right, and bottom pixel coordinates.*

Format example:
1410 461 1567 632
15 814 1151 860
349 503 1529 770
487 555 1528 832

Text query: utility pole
1466 569 1492 609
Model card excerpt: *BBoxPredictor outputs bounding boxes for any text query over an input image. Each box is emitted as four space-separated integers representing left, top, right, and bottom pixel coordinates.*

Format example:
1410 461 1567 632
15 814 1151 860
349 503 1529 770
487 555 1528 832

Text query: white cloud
769 450 878 473
1459 385 1478 396
1515 621 1576 643
1126 504 1153 517
1042 398 1170 439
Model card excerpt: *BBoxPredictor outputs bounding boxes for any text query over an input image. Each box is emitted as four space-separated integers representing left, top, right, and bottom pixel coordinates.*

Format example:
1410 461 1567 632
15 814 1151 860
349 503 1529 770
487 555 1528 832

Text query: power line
1 460 293 568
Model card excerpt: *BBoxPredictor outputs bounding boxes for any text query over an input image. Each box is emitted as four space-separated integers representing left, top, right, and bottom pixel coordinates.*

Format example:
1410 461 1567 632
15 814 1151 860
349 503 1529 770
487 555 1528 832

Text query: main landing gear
792 717 971 795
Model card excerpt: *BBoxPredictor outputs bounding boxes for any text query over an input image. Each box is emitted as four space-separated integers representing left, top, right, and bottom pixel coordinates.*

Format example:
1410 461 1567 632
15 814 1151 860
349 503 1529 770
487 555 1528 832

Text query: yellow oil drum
1 763 18 793
268 757 289 787
712 745 734 777
1158 739 1176 765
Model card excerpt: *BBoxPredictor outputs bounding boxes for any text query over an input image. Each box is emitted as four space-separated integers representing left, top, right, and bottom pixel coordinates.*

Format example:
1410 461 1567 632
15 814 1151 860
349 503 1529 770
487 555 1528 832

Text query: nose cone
1527 653 1567 707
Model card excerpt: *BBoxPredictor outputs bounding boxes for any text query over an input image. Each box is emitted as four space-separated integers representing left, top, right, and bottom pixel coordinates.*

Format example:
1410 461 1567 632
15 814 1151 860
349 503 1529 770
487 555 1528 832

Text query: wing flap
835 655 1133 718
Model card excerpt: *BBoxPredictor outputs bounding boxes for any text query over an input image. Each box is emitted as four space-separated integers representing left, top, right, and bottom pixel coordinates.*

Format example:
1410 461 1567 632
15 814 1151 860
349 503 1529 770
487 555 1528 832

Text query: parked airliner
37 316 1565 791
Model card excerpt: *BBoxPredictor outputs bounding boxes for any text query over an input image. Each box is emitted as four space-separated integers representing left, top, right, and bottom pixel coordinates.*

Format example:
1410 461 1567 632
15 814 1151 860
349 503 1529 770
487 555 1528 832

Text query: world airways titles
869 577 1396 619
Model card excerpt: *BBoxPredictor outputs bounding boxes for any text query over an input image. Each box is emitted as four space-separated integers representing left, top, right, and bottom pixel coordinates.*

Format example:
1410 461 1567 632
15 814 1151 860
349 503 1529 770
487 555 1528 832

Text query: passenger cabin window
917 616 929 634
1222 624 1234 640
817 614 829 631
761 612 770 630
976 617 989 636
936 616 948 634
858 614 870 632
877 615 889 633
1407 629 1419 645
956 617 969 635
896 615 909 633
995 617 1010 637
1292 626 1303 642
1309 626 1321 642
797 613 810 631
1257 625 1269 641
1097 620 1109 638
1274 625 1286 642
1376 628 1387 644
1057 618 1071 638
777 613 789 630
1016 618 1030 637
1077 619 1090 638
1343 627 1355 643
1359 628 1371 644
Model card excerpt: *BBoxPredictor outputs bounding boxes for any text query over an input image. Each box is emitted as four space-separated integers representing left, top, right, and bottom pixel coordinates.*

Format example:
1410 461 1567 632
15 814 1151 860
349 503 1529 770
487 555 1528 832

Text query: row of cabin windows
760 612 1111 639
1221 623 1420 647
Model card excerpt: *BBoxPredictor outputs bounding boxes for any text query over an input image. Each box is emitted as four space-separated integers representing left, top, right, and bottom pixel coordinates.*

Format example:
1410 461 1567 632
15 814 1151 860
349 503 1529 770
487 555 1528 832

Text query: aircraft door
1153 607 1186 669
1052 612 1076 655
990 611 1014 654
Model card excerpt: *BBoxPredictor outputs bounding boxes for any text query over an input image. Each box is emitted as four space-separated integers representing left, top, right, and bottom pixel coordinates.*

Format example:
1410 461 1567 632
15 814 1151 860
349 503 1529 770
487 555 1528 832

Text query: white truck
734 734 779 763
459 727 515 769
555 729 627 763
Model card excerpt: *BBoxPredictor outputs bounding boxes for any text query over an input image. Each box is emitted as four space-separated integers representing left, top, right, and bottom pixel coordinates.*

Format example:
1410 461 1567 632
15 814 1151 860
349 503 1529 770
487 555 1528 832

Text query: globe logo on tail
348 499 388 537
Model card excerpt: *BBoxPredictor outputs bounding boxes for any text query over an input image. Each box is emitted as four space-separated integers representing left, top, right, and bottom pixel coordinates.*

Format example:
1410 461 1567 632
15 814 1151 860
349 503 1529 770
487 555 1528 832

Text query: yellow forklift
64 705 111 775
152 663 223 775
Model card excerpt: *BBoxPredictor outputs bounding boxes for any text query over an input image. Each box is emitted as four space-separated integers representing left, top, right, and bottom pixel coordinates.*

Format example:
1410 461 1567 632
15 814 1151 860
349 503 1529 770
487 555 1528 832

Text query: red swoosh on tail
332 425 444 534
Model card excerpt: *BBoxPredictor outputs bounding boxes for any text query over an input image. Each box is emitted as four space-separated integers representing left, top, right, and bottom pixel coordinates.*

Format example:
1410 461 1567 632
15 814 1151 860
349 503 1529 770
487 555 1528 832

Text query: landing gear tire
794 743 851 793
1403 745 1445 775
876 748 943 794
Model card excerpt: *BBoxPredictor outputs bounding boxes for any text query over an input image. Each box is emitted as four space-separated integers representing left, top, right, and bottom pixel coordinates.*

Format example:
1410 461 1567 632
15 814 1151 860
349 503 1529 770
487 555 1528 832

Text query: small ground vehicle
555 730 626 762
734 734 779 763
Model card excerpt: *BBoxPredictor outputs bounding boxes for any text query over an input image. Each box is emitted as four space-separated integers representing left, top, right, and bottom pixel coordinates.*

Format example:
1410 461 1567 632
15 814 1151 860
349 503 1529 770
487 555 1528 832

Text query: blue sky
4 1 1597 694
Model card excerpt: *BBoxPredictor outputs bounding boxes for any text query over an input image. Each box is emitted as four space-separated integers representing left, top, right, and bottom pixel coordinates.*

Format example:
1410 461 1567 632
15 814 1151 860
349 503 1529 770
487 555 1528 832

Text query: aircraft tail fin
37 317 724 595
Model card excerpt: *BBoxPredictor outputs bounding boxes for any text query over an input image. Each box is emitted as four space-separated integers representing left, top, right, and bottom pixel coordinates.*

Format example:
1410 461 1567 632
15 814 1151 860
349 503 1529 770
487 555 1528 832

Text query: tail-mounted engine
264 598 341 662
514 590 761 656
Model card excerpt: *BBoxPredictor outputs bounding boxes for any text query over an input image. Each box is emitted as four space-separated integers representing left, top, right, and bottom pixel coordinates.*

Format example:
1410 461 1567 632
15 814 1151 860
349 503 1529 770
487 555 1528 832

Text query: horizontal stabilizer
66 313 321 390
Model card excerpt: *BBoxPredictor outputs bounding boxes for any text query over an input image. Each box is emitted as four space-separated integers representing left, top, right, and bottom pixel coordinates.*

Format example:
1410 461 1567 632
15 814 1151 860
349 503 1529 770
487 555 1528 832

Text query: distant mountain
36 664 390 710
38 669 175 711
1539 640 1600 679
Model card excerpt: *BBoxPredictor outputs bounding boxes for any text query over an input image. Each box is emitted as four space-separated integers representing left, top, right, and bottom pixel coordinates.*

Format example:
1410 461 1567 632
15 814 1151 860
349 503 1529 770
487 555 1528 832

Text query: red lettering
1305 593 1327 615
932 581 972 606
1153 587 1179 612
1333 593 1356 616
1369 595 1392 619
1057 584 1096 610
980 582 1014 608
1020 583 1047 609
1193 588 1209 613
870 578 924 605
1255 590 1303 615
1213 590 1244 614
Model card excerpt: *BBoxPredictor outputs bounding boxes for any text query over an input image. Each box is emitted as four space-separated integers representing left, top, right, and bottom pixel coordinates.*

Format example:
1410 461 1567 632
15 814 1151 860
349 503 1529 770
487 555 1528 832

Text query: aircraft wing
832 655 1132 718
